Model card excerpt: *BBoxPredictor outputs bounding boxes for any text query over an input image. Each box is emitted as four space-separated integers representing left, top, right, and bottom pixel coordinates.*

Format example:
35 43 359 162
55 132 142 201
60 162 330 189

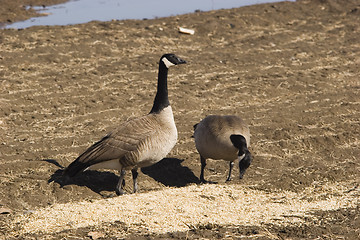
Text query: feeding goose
193 115 252 183
63 53 186 195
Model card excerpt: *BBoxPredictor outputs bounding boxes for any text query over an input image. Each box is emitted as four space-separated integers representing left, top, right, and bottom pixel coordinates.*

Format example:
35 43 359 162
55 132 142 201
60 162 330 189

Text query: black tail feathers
62 160 89 177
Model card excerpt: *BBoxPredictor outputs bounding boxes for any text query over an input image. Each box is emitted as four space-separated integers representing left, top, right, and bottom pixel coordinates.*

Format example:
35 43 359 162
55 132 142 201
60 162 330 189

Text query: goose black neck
150 62 170 114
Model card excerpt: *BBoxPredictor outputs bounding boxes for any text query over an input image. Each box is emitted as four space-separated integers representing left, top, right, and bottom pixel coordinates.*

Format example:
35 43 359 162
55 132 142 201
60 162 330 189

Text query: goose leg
131 168 138 193
116 169 126 195
199 156 217 184
200 155 207 183
226 161 234 182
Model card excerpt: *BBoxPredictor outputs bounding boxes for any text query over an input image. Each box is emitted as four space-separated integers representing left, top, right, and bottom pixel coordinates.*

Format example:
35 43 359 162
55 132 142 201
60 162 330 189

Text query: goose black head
230 134 252 179
161 53 187 68
238 150 252 179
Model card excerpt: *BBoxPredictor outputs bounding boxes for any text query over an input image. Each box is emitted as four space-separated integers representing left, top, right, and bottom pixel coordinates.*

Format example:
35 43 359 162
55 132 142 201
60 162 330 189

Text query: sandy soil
0 0 359 239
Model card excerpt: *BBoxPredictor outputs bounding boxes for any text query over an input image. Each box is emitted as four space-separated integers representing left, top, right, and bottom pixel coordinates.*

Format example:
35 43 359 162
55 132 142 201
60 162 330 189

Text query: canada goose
193 115 252 183
63 53 186 195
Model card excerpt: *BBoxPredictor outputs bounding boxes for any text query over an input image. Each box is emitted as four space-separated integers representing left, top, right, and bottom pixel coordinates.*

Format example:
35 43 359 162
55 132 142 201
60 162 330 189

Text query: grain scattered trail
7 182 359 237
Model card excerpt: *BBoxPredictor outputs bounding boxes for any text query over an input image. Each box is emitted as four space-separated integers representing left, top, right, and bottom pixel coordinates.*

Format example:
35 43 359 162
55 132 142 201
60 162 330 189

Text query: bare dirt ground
0 0 360 239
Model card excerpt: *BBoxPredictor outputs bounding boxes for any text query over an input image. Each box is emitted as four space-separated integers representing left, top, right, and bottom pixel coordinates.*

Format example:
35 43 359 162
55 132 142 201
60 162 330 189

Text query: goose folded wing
75 116 157 166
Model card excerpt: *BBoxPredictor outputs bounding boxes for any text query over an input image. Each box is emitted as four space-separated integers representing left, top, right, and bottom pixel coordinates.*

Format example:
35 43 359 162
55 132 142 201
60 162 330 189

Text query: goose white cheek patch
238 153 246 162
162 58 175 68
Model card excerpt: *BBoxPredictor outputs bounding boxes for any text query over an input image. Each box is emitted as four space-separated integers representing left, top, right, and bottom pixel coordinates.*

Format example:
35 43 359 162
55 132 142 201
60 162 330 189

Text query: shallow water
4 0 293 29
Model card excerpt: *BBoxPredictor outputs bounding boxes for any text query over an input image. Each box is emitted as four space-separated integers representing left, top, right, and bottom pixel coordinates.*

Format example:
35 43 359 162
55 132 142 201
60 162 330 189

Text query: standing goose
193 115 252 183
63 53 186 195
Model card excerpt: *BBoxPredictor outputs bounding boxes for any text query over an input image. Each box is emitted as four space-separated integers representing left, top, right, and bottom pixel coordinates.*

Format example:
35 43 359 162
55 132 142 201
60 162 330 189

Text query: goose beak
239 169 247 179
177 57 187 64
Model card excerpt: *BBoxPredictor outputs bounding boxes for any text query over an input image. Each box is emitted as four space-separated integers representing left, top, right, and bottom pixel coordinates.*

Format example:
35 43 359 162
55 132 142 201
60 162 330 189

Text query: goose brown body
75 106 177 172
193 115 252 182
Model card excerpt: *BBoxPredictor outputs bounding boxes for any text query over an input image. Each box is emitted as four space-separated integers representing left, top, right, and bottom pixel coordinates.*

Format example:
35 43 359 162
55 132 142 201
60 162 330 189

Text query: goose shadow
47 157 199 194
46 159 119 193
141 158 200 187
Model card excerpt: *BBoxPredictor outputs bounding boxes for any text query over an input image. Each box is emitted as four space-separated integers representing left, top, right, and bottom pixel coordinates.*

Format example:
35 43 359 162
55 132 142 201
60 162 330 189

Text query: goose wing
64 115 157 176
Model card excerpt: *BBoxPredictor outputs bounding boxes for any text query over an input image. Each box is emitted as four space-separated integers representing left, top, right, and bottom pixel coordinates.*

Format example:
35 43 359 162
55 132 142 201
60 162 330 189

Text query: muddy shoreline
1 0 360 239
